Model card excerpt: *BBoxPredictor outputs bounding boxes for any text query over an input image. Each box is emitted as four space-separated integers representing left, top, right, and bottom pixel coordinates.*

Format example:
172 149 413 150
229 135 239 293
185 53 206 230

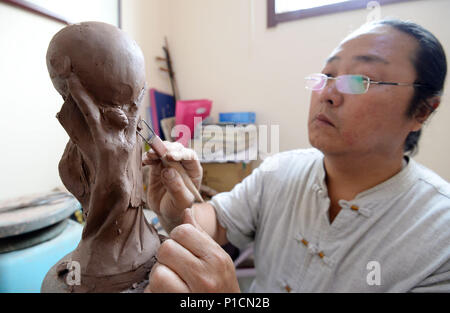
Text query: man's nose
317 79 343 107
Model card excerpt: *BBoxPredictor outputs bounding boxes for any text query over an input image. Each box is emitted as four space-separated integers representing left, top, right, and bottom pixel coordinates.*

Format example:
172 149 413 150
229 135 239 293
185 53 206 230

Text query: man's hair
372 19 447 155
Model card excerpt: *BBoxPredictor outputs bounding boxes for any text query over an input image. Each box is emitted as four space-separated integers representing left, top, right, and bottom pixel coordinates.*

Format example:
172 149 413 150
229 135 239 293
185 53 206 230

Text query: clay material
42 22 160 292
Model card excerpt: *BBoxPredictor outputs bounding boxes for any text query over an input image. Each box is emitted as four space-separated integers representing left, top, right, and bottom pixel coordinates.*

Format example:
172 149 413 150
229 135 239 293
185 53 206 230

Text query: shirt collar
315 154 418 203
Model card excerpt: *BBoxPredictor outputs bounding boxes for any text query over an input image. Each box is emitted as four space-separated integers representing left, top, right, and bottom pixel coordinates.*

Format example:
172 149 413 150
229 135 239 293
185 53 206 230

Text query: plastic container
0 219 82 293
219 112 256 124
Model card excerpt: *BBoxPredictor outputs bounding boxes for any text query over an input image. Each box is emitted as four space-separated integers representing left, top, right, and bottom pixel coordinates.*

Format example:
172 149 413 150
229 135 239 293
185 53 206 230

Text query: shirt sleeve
409 258 450 292
209 157 276 250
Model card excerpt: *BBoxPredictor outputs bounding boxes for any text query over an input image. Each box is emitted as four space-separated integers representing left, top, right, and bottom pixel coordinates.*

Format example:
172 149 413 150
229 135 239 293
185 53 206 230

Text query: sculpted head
46 21 146 128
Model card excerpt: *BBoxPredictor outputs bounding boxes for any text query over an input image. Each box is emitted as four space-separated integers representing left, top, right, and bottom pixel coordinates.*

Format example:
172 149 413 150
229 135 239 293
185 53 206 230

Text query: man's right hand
142 141 203 232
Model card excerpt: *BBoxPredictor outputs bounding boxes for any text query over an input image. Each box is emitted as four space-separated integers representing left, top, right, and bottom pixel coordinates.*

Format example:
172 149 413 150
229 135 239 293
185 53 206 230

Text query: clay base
41 251 155 293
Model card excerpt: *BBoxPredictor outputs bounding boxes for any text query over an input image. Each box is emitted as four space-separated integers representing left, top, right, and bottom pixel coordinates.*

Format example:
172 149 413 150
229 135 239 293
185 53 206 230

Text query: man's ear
411 96 440 131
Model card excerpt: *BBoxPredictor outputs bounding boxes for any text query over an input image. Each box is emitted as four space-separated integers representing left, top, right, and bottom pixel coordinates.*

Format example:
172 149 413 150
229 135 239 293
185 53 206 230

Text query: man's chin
309 138 343 156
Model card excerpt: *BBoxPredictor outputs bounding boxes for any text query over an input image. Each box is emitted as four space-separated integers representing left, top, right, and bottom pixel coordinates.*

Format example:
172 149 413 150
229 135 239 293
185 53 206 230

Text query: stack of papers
191 123 258 163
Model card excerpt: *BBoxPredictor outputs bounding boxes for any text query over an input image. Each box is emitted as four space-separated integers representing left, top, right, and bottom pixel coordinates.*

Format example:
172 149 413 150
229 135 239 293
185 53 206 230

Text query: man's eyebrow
326 55 339 63
353 54 390 64
325 54 390 64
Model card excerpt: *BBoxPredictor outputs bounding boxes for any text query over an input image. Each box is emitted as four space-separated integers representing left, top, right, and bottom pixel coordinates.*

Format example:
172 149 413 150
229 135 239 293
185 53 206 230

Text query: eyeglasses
305 73 422 95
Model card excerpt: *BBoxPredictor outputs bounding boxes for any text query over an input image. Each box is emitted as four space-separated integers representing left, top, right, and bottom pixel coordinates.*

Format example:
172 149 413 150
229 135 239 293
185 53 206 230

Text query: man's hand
145 208 240 293
143 142 202 232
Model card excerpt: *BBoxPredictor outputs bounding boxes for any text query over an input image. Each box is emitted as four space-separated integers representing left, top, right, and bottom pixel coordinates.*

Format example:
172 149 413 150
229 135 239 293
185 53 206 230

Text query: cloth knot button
307 243 319 254
358 207 372 217
338 200 350 209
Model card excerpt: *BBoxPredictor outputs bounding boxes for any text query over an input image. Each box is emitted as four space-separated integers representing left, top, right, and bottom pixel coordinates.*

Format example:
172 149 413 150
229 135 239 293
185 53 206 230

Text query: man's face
308 25 423 159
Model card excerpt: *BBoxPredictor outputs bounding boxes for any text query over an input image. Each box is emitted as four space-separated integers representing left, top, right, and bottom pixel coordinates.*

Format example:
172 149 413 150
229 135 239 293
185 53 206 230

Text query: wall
0 3 67 201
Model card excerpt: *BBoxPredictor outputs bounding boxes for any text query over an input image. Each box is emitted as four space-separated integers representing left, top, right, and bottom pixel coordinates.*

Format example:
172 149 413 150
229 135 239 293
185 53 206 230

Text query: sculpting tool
137 119 204 203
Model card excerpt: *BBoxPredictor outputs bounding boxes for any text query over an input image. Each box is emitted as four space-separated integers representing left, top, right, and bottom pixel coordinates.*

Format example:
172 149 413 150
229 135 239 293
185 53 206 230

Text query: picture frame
267 0 420 28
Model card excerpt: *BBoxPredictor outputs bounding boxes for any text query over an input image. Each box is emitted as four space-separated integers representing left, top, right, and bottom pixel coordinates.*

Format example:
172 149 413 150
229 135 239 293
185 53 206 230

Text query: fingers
66 74 101 131
146 161 194 223
142 141 201 224
144 141 185 160
142 150 161 167
183 208 201 229
156 238 205 288
167 147 203 188
143 141 203 188
145 262 190 293
156 216 240 292
146 162 166 214
170 211 218 259
146 148 196 209
161 167 196 210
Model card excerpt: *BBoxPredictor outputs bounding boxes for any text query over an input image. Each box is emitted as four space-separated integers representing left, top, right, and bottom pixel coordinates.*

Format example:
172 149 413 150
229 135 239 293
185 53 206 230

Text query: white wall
0 3 67 201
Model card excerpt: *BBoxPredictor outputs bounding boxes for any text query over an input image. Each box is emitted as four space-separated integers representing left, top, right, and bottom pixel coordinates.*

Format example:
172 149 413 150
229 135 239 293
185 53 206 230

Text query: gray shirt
210 148 450 292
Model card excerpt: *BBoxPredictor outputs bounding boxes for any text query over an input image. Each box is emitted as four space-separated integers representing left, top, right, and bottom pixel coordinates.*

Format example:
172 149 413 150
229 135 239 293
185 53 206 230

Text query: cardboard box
201 162 254 193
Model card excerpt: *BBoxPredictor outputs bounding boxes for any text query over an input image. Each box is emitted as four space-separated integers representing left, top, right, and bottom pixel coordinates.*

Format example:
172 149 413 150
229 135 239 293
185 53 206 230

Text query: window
267 0 419 28
275 0 353 14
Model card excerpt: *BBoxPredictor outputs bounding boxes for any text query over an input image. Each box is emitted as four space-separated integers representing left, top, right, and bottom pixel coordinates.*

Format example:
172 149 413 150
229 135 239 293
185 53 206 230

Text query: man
143 19 450 292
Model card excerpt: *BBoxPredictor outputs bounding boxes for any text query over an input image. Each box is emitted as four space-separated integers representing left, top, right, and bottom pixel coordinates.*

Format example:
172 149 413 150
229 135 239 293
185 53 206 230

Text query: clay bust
42 21 160 292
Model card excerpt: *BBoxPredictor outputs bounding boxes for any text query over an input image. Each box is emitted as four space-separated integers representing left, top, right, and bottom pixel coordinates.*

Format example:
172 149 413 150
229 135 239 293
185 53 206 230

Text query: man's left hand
145 208 241 293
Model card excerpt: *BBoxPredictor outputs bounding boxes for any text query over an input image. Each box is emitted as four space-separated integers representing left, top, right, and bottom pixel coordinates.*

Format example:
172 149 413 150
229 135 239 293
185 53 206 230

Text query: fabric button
349 204 372 217
338 199 349 208
358 207 372 217
307 243 319 254
312 184 320 192
318 189 327 198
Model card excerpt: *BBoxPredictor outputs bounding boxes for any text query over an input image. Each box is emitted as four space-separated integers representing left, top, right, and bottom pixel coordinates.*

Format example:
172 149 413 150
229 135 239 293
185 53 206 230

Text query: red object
175 99 212 146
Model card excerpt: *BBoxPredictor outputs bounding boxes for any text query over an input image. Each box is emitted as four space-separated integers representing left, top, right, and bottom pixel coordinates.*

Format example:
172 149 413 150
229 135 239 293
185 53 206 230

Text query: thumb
161 168 195 210
182 208 202 230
